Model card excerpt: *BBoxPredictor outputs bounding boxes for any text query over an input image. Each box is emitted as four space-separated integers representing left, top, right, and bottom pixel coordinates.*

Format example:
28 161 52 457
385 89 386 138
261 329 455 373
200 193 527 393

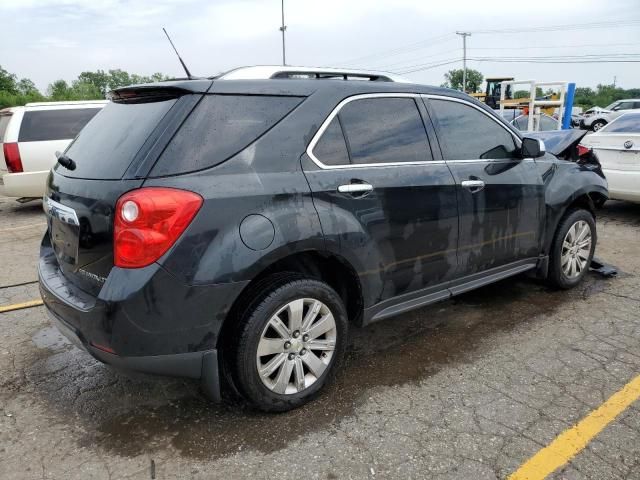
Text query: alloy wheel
256 298 337 394
561 220 592 279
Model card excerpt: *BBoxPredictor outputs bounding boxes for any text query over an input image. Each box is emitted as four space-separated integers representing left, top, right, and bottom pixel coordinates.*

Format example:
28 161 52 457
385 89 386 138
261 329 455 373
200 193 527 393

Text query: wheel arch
217 249 364 351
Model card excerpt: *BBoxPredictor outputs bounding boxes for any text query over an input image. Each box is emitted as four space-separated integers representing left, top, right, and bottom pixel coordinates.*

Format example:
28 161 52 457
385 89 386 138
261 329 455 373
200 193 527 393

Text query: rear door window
312 117 350 166
151 95 303 176
338 97 432 165
62 99 177 179
18 108 101 142
429 99 517 160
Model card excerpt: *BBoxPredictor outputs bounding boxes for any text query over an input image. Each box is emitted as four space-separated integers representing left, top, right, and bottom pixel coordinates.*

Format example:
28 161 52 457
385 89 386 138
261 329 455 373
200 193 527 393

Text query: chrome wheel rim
256 298 337 395
561 220 592 279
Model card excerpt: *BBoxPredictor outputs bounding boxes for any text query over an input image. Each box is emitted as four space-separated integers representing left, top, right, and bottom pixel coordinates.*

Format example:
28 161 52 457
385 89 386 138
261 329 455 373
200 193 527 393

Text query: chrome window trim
307 93 526 170
306 93 441 170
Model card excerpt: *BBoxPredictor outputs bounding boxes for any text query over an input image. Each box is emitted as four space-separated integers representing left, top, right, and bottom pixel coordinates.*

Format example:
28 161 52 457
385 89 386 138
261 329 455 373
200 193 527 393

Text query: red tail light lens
114 187 203 269
577 144 592 157
3 143 23 173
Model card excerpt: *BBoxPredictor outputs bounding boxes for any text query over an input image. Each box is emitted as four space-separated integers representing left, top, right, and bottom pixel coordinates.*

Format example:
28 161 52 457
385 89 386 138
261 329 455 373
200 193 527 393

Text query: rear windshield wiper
55 151 76 171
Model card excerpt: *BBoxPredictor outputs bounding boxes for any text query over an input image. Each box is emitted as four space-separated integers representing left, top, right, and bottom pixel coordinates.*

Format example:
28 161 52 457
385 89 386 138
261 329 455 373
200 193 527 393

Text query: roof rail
217 65 411 83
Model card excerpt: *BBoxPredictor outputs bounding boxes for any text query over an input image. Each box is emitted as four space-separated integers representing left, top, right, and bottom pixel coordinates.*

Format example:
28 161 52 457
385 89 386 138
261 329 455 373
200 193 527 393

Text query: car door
301 94 459 308
424 95 545 280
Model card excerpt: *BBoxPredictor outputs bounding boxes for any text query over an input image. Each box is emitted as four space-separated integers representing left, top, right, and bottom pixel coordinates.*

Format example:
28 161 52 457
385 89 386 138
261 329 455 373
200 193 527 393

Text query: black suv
39 66 608 412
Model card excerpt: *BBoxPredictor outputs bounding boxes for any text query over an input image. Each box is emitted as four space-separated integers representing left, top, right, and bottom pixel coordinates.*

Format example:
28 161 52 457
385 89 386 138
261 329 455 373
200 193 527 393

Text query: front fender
538 157 608 253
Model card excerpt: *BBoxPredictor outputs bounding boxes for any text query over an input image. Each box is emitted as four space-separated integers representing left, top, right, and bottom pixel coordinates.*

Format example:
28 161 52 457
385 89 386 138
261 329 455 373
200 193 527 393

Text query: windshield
604 102 619 110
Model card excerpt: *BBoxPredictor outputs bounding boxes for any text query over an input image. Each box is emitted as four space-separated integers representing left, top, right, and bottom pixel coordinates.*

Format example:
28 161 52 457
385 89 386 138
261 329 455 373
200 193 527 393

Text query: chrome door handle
461 180 485 193
337 183 373 194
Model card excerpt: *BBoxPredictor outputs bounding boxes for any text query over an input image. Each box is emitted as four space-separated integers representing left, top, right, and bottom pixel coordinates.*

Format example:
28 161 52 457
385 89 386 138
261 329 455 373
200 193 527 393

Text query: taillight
577 144 592 157
114 187 203 269
3 143 23 173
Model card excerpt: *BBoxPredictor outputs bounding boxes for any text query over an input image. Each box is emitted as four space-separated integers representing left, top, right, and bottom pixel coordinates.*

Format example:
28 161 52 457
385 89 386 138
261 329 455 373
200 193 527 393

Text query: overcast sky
2 0 639 93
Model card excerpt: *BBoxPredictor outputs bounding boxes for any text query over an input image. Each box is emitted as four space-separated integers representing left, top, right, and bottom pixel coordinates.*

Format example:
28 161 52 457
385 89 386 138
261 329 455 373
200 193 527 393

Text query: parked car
497 109 560 132
580 99 640 131
0 100 107 199
39 66 608 412
579 112 640 203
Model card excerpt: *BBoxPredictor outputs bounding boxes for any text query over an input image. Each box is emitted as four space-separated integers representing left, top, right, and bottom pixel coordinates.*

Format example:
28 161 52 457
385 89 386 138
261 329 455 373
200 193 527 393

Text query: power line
468 58 640 64
472 19 640 34
468 42 639 51
397 58 462 74
334 33 455 66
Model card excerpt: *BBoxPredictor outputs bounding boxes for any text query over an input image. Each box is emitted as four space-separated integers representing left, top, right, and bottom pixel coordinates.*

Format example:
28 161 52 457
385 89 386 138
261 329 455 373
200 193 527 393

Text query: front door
425 96 545 277
302 94 459 308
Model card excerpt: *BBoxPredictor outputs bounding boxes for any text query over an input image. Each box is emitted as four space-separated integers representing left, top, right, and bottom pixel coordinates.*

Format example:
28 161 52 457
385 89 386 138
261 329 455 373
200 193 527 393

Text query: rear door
302 94 459 306
18 107 102 172
425 96 544 279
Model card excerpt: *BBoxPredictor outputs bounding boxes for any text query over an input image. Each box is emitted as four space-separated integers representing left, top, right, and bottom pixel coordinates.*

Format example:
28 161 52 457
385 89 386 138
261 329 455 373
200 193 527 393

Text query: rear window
151 94 303 176
0 114 11 142
604 114 640 133
18 108 101 142
61 99 177 179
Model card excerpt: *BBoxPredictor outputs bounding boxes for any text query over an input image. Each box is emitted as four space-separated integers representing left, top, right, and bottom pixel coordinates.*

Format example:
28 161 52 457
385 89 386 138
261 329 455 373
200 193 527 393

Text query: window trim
307 93 440 169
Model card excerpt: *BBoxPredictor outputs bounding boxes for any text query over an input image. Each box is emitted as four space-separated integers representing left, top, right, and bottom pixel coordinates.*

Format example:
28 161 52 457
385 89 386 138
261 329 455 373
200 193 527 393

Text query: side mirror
521 137 546 158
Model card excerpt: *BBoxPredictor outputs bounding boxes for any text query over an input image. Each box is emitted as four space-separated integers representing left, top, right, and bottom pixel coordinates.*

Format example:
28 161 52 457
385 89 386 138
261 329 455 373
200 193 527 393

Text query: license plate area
44 197 80 267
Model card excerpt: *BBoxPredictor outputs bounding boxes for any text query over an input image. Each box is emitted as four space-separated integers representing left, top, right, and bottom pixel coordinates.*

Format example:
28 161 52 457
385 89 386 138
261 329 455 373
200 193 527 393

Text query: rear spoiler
108 79 213 104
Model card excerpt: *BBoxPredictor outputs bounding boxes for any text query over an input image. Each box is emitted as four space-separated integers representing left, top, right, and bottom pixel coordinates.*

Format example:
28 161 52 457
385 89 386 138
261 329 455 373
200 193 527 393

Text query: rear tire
230 275 348 412
547 209 596 289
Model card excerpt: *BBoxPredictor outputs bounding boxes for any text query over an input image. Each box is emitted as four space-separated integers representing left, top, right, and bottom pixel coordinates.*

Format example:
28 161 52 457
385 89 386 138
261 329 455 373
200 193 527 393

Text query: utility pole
456 31 471 93
279 0 287 66
613 75 617 87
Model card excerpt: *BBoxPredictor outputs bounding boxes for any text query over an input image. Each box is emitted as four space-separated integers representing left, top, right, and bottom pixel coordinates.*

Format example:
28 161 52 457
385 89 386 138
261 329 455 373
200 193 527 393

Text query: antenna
162 27 193 80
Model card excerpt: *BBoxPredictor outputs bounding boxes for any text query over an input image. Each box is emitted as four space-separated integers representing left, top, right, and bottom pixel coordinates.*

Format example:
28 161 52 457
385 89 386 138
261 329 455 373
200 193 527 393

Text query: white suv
580 99 640 131
0 100 107 199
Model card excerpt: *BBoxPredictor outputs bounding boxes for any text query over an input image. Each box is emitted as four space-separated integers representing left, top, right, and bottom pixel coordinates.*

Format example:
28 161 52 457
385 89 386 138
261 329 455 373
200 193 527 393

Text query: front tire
231 276 348 412
548 209 596 289
591 119 607 131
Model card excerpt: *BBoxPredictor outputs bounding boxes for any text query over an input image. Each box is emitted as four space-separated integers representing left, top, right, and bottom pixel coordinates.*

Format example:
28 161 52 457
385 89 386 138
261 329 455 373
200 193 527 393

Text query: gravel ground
0 196 639 479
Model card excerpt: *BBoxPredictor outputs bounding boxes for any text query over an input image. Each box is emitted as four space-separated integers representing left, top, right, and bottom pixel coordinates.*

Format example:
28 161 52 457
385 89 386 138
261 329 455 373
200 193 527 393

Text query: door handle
337 183 373 194
461 180 485 193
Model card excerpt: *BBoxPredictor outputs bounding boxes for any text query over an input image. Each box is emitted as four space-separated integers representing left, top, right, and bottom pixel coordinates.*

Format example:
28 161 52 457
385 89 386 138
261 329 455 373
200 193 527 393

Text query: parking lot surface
1 195 639 479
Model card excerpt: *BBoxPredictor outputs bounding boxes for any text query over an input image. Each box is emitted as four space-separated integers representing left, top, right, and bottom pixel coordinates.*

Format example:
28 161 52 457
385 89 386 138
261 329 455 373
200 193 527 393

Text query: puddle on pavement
78 277 584 461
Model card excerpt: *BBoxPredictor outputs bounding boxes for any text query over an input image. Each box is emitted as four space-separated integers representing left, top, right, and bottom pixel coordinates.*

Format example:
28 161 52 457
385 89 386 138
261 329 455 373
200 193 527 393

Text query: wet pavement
1 195 639 479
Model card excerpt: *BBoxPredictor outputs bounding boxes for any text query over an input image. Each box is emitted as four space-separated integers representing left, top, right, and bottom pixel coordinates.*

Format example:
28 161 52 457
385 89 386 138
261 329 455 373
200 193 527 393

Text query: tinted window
430 99 516 160
313 117 349 165
613 102 634 111
62 99 176 179
18 108 101 142
603 114 640 133
153 95 303 176
0 114 11 142
337 97 431 165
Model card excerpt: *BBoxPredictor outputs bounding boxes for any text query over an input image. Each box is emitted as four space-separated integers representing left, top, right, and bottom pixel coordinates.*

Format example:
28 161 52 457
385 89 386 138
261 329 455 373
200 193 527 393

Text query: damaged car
39 66 608 411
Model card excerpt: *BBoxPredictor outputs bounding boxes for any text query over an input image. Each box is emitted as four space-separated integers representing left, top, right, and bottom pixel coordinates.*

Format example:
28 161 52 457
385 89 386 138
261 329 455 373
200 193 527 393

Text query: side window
634 102 640 109
430 99 517 160
614 102 632 111
18 108 101 142
338 97 432 164
313 117 349 166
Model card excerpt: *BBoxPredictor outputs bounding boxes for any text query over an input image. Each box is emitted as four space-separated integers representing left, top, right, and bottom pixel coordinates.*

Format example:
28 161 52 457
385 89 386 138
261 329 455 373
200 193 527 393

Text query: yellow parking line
509 374 640 480
0 299 44 313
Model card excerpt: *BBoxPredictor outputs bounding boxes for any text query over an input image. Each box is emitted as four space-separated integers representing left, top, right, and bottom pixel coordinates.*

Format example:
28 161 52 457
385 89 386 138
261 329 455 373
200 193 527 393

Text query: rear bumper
602 169 640 202
45 306 219 398
38 237 249 401
0 170 48 198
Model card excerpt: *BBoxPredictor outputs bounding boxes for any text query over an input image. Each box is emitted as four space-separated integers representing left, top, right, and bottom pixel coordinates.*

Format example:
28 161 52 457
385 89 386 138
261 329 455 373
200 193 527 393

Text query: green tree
17 78 38 95
0 66 18 95
442 68 484 93
77 70 110 95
